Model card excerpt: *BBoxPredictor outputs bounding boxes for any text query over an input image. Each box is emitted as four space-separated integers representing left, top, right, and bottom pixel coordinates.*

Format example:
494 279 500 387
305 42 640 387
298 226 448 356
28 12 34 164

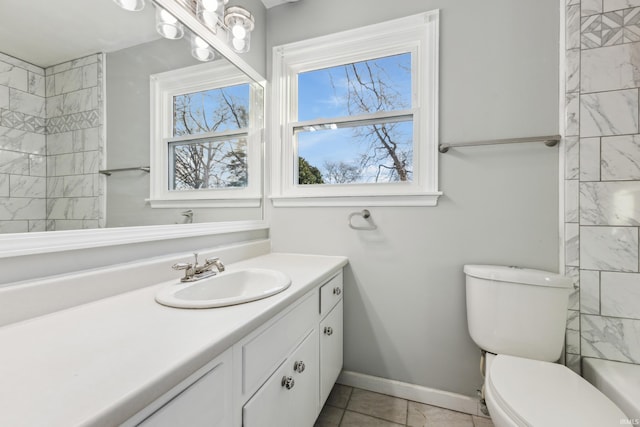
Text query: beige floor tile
407 402 474 427
326 383 353 409
340 411 404 427
315 404 344 427
346 389 408 424
472 415 495 427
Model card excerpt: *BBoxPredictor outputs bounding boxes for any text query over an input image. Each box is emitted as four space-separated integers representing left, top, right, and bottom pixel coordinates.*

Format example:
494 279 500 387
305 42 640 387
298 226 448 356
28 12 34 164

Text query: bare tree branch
171 86 249 189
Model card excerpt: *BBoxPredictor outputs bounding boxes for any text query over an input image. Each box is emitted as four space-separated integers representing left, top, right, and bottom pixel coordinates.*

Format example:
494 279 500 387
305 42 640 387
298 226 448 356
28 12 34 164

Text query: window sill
148 197 262 209
269 193 442 207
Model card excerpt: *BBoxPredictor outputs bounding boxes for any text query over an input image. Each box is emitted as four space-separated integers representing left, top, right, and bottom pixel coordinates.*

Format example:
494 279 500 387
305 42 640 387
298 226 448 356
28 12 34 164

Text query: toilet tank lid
464 265 573 288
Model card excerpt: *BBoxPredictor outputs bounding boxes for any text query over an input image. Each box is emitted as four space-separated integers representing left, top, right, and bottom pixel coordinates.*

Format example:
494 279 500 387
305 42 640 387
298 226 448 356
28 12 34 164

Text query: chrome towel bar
438 135 561 153
99 166 151 176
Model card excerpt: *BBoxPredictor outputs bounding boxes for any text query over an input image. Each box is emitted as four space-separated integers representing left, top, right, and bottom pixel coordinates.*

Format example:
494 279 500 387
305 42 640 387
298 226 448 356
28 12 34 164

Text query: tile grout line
406 398 409 426
338 386 353 426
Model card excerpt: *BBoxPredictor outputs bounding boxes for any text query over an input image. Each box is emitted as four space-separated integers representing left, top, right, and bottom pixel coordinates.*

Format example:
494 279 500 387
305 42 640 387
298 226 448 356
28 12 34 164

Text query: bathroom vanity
0 250 347 427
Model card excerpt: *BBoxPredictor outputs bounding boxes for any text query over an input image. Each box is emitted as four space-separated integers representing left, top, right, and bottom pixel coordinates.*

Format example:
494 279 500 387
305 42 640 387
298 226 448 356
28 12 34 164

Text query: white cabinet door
243 329 319 427
137 351 232 427
320 300 343 406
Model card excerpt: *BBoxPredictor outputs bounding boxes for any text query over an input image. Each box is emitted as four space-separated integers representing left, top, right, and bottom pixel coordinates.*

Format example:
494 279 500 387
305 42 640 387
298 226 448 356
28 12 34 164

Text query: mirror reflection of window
149 61 263 208
170 84 250 190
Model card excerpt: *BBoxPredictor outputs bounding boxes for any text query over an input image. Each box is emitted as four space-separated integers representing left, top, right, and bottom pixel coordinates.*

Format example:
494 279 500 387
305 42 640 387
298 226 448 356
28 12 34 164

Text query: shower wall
563 0 640 370
0 52 47 232
45 54 104 231
0 52 104 233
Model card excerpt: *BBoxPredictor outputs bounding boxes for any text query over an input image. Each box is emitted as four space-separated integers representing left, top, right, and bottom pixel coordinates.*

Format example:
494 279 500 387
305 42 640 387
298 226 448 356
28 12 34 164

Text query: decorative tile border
46 110 100 134
582 14 602 48
0 109 46 134
581 6 640 48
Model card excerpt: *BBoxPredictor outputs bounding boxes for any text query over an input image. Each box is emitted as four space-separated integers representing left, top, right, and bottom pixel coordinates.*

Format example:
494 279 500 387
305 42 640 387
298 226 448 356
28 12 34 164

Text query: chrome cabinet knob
333 287 342 295
281 376 295 390
294 361 305 373
324 326 333 336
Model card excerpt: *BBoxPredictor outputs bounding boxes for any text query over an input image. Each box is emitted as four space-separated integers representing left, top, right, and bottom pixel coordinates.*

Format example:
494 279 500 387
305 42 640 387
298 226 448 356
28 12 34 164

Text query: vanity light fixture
190 34 216 61
156 7 185 39
112 0 146 11
223 6 255 53
115 0 255 53
196 0 229 32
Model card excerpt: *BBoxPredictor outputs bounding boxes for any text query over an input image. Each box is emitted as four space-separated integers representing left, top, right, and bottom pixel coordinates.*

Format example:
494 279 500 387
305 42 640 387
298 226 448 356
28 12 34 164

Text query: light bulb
193 36 208 48
113 0 145 11
231 23 247 40
196 0 223 30
201 0 219 12
232 37 246 51
156 7 184 39
194 48 214 61
191 35 215 61
164 26 178 39
199 11 218 28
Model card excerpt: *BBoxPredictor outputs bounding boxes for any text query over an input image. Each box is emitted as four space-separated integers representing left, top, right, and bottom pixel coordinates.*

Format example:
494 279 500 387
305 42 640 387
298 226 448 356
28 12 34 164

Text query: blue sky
296 52 413 183
173 84 250 136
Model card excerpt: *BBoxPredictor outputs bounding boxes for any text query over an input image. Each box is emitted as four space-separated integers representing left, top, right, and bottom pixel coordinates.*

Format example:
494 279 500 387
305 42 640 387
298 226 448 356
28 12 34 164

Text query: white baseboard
337 370 482 416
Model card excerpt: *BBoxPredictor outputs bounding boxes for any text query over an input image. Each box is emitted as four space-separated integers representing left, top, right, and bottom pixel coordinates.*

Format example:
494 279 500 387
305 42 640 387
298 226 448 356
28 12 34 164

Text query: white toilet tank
464 265 573 362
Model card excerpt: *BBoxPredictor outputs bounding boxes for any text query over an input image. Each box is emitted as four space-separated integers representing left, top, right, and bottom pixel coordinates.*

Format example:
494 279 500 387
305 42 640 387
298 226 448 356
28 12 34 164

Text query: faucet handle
172 262 193 270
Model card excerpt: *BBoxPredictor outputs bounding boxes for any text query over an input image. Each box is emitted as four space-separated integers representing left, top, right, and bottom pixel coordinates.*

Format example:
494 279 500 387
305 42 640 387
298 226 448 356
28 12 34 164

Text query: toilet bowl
484 353 627 426
464 265 627 427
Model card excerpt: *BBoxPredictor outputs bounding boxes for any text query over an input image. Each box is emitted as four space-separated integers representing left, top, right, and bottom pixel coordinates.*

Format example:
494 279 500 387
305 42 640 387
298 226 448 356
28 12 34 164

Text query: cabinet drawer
243 329 319 427
242 293 316 395
320 300 343 406
320 272 343 318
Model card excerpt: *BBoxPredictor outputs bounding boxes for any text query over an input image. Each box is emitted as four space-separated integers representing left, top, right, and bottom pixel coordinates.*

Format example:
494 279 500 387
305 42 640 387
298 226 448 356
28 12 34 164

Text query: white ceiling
0 0 161 68
0 0 298 69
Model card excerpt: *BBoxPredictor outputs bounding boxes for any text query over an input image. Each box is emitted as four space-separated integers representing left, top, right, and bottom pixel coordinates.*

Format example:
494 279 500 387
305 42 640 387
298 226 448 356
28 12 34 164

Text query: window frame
149 61 262 208
270 11 441 207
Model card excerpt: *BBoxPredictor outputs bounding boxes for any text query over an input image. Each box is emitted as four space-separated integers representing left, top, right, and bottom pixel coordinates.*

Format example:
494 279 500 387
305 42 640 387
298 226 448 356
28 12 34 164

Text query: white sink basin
155 268 292 309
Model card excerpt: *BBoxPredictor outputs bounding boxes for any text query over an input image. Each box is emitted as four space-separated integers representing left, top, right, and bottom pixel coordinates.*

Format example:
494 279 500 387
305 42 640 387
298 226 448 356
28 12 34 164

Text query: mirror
0 0 264 234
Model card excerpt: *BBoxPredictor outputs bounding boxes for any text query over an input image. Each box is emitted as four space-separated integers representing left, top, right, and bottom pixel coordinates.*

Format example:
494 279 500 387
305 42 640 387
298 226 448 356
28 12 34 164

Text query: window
271 11 440 206
297 53 413 185
150 62 262 208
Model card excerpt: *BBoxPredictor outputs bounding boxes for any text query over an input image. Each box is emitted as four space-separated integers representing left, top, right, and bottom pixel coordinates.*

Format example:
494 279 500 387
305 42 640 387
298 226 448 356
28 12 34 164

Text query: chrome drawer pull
281 376 295 390
333 287 342 296
324 326 333 336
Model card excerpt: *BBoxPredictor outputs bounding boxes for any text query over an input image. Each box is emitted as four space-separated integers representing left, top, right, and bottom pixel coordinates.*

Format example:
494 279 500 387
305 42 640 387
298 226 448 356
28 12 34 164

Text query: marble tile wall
0 52 104 233
44 53 104 231
0 52 47 232
564 0 640 371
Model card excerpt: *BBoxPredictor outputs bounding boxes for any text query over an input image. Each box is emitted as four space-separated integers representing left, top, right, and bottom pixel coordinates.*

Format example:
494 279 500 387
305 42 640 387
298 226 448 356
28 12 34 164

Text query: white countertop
0 253 347 427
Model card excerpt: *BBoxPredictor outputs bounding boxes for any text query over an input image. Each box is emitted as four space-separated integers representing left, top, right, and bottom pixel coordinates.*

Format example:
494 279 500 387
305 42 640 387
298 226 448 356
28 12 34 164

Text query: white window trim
270 11 441 207
149 61 263 208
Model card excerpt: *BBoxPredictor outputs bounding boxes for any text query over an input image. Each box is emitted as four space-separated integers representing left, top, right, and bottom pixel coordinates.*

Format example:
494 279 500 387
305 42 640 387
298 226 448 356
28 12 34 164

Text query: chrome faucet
172 253 225 282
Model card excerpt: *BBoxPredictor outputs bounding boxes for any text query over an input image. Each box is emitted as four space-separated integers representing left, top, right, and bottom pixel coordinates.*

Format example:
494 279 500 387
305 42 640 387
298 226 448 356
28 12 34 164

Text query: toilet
464 265 627 427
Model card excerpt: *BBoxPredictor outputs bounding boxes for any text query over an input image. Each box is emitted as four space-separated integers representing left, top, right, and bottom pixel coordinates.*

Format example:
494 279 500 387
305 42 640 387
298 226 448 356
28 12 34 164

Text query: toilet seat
487 355 627 427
